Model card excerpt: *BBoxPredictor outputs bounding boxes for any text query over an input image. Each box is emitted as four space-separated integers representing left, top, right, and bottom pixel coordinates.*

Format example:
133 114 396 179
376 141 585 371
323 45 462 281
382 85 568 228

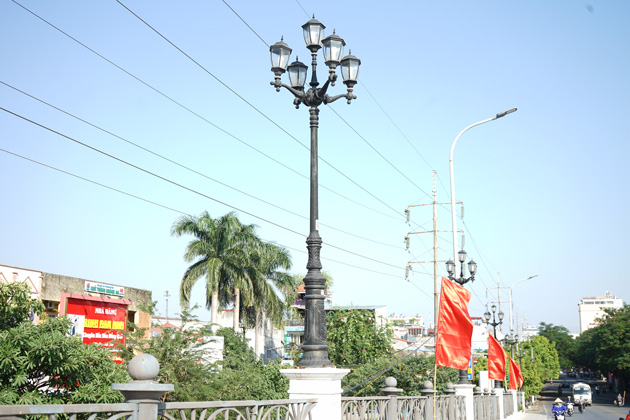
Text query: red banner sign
65 297 127 347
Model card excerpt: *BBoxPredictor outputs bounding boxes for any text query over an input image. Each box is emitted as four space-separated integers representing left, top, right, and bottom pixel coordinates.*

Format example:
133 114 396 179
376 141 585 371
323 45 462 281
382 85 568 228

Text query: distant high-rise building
578 291 623 334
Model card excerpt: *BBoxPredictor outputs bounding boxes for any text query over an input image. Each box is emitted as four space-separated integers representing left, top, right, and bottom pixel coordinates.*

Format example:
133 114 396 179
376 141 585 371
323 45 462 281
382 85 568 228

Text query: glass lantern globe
287 58 308 89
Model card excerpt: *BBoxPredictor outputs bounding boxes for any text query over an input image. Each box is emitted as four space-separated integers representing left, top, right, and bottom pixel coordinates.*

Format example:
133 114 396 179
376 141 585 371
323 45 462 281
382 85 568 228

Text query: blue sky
1 0 628 334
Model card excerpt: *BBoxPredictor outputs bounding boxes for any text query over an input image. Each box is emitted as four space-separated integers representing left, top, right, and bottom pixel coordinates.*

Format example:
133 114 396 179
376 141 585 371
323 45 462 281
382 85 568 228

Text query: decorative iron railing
397 397 427 420
0 399 317 420
341 396 390 419
161 399 316 420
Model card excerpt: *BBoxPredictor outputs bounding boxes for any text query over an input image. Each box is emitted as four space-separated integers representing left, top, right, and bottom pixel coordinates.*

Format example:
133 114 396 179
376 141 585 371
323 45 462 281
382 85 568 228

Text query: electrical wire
0 81 402 251
114 0 404 218
1 106 404 271
8 0 404 224
0 146 405 279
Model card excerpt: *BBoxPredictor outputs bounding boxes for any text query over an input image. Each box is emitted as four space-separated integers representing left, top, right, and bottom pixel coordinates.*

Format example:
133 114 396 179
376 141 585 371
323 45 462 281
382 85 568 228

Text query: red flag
435 277 473 370
488 334 506 381
509 358 519 390
517 363 524 388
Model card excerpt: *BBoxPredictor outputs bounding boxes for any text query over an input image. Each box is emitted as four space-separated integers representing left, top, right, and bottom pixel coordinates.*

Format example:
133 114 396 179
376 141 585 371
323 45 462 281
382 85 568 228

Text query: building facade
1 264 152 350
578 291 623 334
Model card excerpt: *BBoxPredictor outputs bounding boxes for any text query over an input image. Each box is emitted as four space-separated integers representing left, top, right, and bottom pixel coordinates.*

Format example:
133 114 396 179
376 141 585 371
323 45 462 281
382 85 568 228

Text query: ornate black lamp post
483 304 504 387
505 329 518 358
446 249 477 285
269 17 360 368
445 249 476 384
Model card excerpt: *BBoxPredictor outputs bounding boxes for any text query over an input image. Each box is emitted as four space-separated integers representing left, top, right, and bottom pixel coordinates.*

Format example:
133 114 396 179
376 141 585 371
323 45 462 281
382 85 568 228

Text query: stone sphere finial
446 382 454 389
384 377 397 388
423 380 434 390
128 353 160 381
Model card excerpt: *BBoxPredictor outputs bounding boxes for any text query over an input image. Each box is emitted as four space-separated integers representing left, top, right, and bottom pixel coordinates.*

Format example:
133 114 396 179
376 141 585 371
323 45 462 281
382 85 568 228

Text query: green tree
342 354 458 397
120 304 219 402
538 322 577 369
0 282 127 405
172 211 291 333
575 305 630 383
325 309 393 367
0 281 44 330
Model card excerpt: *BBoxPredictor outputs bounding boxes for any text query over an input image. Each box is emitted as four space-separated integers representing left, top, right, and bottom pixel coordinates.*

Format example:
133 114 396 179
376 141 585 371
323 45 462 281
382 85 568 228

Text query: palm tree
248 242 296 358
171 211 262 330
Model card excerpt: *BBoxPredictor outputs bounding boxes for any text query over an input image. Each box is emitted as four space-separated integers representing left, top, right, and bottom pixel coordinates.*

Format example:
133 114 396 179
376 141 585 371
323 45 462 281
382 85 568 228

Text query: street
523 374 629 420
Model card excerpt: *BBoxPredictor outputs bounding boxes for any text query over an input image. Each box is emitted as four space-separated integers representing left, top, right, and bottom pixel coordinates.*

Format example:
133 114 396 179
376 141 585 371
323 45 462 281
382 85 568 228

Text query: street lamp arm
324 92 357 104
270 81 307 99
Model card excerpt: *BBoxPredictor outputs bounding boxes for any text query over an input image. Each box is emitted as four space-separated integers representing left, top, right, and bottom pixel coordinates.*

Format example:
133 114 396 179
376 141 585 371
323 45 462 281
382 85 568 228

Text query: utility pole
405 171 462 326
164 286 170 322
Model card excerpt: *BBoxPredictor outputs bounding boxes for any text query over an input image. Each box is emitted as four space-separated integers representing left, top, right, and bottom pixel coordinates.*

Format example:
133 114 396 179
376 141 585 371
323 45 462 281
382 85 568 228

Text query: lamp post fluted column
269 17 360 368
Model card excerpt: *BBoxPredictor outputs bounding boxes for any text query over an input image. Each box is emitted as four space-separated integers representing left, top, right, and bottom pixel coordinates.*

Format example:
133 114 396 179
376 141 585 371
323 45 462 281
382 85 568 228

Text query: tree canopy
0 282 127 405
538 322 576 369
575 304 630 383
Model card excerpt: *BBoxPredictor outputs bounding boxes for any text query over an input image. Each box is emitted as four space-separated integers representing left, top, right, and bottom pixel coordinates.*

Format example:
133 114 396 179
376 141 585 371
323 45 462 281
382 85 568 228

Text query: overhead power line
9 0 404 224
1 106 403 271
114 0 404 218
0 146 403 279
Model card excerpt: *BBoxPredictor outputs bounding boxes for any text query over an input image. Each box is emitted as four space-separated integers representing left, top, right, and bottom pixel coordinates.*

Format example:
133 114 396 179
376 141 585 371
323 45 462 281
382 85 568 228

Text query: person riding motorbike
617 393 624 407
575 398 584 413
552 398 568 419
566 396 574 416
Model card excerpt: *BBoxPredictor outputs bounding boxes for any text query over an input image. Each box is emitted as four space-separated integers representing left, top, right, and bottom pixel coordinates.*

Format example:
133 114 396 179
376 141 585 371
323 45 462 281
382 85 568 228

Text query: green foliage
538 322 577 369
326 309 393 367
575 305 630 383
214 327 257 369
342 354 458 397
121 305 290 402
0 316 128 405
473 356 488 385
0 281 44 331
514 336 560 399
121 305 224 402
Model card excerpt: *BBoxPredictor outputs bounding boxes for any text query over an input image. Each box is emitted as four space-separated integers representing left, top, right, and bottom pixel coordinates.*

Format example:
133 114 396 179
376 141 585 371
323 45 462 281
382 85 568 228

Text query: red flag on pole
488 334 506 381
517 363 524 388
435 277 473 370
509 358 519 390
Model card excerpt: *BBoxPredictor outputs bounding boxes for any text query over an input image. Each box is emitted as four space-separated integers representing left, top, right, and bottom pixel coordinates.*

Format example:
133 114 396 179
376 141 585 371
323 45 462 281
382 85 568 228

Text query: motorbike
553 411 566 420
566 402 574 416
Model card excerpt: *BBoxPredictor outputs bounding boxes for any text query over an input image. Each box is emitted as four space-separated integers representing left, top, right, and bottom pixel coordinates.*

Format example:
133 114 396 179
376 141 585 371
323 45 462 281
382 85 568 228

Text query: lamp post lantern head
491 304 497 314
468 259 477 276
446 260 455 277
270 37 292 76
287 58 308 89
302 16 325 52
458 249 467 263
498 311 504 322
322 30 345 69
340 51 361 89
484 311 491 322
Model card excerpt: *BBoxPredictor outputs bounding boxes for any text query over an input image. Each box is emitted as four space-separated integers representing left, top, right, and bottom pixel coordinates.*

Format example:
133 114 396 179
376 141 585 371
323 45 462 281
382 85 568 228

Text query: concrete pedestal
454 383 475 420
281 368 350 420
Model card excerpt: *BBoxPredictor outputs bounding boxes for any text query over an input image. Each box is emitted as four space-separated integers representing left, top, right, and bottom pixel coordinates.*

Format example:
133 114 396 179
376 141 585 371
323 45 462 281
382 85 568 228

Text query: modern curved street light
508 275 538 334
269 17 360 368
449 108 517 278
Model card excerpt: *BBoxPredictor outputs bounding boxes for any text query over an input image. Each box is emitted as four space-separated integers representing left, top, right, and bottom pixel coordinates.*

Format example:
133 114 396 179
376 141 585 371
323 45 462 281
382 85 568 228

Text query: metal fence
341 394 465 420
0 399 317 420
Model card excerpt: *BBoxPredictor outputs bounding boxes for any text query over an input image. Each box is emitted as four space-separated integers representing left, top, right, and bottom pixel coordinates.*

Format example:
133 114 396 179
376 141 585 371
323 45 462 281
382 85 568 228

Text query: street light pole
449 108 517 278
269 17 360 368
508 275 538 334
483 304 504 388
445 250 476 384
